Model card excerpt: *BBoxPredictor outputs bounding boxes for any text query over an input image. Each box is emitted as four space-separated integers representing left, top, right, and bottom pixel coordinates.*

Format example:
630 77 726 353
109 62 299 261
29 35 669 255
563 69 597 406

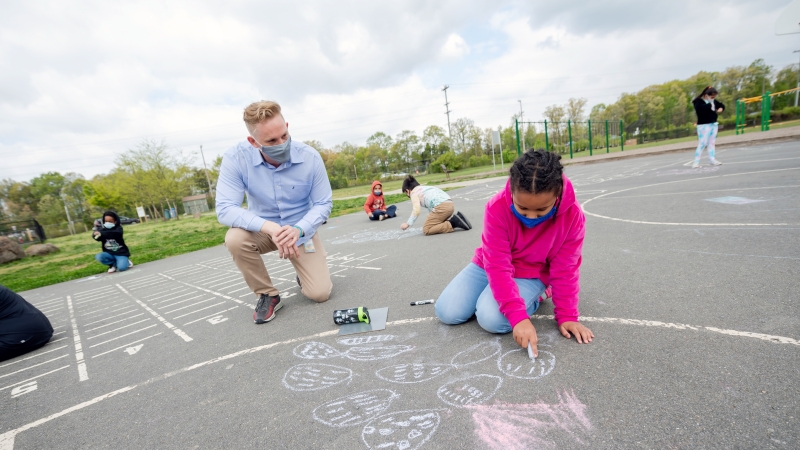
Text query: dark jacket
693 97 725 125
93 211 131 257
0 285 53 359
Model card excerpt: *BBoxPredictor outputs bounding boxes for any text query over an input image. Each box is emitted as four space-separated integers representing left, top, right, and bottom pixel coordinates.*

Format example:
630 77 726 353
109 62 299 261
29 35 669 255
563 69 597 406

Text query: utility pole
61 194 74 235
442 85 452 139
794 50 800 107
518 100 525 151
199 145 215 199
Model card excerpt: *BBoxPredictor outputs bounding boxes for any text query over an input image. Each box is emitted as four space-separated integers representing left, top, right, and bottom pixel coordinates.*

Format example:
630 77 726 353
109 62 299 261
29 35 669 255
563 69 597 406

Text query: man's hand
400 223 409 230
558 321 594 343
512 319 538 356
273 225 300 248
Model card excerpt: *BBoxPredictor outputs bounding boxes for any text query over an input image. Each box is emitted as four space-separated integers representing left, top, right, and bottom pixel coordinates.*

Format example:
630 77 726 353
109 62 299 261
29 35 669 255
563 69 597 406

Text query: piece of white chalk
527 342 536 360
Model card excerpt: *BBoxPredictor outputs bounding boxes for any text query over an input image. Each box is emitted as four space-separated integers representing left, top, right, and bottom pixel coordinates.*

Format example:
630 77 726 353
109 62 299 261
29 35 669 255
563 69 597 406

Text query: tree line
1 57 795 234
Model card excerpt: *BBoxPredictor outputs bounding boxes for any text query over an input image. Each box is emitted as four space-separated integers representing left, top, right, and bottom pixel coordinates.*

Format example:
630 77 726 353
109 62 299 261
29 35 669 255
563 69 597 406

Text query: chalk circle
374 363 451 384
282 363 353 392
312 389 400 428
497 350 556 380
345 345 414 361
293 342 342 359
361 409 442 450
449 340 502 369
436 374 503 408
338 335 396 346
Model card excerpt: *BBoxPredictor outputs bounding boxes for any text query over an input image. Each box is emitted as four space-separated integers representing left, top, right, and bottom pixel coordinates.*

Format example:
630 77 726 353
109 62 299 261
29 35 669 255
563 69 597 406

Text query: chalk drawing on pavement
497 349 556 380
338 335 396 346
330 228 423 245
282 363 353 391
374 364 451 384
292 342 415 361
362 409 443 450
312 389 400 428
436 374 503 408
450 340 502 369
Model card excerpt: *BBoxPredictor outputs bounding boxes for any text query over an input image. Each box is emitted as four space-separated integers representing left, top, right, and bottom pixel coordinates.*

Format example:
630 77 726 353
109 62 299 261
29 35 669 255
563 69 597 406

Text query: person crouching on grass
364 181 397 221
435 149 593 357
399 175 471 235
93 211 133 273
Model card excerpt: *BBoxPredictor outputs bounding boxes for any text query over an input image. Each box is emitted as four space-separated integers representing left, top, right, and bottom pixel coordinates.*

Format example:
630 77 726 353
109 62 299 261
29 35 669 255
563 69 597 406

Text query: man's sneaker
449 213 469 230
107 266 117 273
691 161 700 169
253 294 282 324
456 211 472 230
710 159 722 166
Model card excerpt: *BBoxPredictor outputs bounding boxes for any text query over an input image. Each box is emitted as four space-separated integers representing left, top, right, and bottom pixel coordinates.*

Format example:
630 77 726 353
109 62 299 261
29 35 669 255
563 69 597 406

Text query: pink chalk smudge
467 390 591 450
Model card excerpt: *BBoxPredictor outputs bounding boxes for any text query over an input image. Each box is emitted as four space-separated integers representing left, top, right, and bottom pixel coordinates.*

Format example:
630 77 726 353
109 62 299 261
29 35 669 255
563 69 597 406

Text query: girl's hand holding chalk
559 321 594 344
512 319 538 357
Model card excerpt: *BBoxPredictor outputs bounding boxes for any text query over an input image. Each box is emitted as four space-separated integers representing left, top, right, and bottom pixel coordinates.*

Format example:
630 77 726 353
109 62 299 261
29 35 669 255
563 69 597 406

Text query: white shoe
710 159 722 166
128 260 134 268
107 267 117 273
691 161 700 169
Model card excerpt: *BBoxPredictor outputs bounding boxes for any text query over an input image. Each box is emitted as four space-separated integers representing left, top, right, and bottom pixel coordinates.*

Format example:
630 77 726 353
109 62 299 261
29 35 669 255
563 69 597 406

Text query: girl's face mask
510 191 560 228
511 202 558 228
374 190 382 196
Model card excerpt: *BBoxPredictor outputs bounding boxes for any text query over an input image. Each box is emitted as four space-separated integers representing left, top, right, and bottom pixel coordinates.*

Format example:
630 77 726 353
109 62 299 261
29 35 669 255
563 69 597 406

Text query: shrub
432 152 463 172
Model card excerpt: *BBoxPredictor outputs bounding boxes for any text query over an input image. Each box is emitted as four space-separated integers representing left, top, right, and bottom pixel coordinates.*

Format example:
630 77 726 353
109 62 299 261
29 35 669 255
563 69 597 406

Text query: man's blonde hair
243 101 283 135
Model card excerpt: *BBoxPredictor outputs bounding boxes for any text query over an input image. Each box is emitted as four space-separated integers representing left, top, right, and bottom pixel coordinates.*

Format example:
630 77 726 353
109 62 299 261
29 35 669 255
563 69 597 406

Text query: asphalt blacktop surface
2 141 799 449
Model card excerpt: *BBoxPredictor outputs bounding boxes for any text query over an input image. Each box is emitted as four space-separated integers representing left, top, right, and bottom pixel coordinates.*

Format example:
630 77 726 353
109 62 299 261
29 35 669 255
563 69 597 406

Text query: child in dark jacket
364 181 397 221
93 211 133 273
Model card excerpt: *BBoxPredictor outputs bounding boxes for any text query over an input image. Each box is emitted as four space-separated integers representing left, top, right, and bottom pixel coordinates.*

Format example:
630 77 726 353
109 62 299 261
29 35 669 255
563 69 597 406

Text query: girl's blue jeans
95 252 130 271
435 262 544 334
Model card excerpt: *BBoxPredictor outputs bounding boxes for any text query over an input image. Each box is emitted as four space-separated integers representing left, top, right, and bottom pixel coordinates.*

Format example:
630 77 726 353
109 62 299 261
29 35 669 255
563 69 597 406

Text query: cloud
0 0 796 181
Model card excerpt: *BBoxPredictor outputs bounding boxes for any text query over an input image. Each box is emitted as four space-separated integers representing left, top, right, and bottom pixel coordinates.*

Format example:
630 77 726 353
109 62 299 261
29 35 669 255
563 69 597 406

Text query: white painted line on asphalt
115 285 192 342
226 286 251 294
724 156 800 164
353 266 381 270
183 306 242 325
149 291 198 304
141 287 184 299
156 294 206 309
87 325 159 348
162 298 217 315
674 249 800 261
158 273 248 306
81 308 138 327
597 184 800 200
0 366 70 392
581 167 800 226
37 306 65 315
0 355 69 380
81 302 133 318
86 319 152 339
206 279 246 290
73 286 109 296
31 297 64 308
83 314 146 333
66 296 89 382
172 302 227 319
91 333 162 358
0 346 68 369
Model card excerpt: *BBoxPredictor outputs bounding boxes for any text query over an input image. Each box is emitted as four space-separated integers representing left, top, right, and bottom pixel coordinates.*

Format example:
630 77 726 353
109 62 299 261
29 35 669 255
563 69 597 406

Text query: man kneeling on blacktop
216 100 333 324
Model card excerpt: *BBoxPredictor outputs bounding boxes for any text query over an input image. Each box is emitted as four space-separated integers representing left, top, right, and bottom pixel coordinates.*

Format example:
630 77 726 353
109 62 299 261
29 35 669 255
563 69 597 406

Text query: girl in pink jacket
435 150 594 356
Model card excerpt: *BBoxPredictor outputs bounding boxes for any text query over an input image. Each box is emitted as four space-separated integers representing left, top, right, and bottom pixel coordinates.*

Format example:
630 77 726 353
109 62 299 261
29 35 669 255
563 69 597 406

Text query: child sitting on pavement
400 175 471 235
92 211 134 273
364 181 397 221
435 150 593 356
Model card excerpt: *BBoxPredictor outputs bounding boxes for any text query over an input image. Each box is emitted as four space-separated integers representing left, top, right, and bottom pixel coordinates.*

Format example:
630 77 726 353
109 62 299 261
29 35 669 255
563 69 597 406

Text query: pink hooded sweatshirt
472 174 585 328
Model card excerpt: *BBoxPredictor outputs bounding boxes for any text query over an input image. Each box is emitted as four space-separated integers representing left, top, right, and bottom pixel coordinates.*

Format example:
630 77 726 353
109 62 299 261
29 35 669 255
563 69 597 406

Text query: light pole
442 85 452 139
794 50 800 107
518 100 525 151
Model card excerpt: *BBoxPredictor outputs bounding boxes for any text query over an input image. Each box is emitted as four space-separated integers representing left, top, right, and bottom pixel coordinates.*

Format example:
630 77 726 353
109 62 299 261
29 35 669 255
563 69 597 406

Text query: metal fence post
735 100 741 135
588 119 593 156
515 119 521 155
567 120 573 159
620 120 624 151
544 120 549 151
764 92 771 131
605 120 610 153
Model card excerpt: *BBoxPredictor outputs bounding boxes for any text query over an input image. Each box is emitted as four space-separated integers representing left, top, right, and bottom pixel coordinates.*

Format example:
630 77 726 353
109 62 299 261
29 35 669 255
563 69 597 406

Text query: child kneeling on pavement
400 175 471 235
92 211 133 273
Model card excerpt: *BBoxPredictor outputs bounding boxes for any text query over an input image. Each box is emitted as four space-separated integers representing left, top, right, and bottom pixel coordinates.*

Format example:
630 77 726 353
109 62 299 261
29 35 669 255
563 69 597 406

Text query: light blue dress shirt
215 139 332 246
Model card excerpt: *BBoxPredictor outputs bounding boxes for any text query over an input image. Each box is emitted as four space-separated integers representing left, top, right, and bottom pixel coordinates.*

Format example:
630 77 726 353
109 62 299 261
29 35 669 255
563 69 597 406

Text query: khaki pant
225 228 332 302
422 200 455 235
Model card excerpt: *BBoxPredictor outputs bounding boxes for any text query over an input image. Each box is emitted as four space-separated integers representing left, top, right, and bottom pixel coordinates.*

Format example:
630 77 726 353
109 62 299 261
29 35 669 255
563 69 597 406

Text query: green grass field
0 195 412 292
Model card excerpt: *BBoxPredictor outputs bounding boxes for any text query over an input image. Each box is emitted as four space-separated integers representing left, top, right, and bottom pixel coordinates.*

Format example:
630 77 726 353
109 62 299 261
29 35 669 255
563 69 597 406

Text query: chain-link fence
516 120 625 158
0 219 47 245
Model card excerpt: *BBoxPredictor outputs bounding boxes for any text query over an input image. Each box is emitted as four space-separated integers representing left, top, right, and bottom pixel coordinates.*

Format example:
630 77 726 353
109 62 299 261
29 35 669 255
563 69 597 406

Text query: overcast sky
1 0 798 181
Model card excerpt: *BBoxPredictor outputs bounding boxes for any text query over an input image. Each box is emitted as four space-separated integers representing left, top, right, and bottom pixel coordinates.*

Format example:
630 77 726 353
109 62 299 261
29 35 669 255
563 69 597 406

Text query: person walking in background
435 150 593 356
216 100 333 325
1 285 53 362
692 86 724 168
92 211 133 273
364 181 397 221
400 175 471 235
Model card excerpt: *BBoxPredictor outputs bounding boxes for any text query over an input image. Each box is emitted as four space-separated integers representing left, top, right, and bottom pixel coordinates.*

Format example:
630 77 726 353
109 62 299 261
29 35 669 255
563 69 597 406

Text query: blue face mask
510 201 558 228
103 222 115 229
